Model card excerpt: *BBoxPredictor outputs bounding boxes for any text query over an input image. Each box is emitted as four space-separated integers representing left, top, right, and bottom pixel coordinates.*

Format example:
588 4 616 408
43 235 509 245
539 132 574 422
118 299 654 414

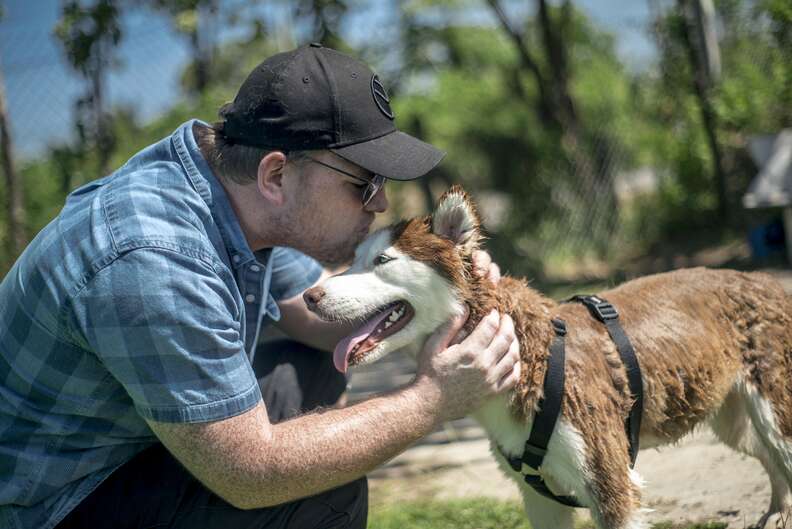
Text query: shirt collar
171 119 261 269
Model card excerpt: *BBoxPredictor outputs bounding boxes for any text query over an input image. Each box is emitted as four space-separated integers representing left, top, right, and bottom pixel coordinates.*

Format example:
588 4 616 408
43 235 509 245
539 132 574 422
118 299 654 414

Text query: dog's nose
303 286 326 309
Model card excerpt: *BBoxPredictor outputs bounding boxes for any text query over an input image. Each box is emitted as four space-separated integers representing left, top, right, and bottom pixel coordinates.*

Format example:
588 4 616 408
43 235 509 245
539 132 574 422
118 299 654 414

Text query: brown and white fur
305 186 792 529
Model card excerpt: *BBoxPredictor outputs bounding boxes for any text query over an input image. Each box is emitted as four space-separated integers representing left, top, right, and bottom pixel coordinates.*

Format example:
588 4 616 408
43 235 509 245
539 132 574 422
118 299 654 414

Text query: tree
294 0 349 50
644 0 792 235
390 1 637 277
677 0 728 220
148 0 219 95
54 0 122 180
485 0 621 250
0 52 26 259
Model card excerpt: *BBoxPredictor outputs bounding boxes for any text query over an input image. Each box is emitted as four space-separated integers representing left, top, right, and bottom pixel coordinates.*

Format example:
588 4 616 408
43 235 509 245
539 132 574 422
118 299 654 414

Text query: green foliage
54 0 121 76
4 0 792 277
368 497 730 529
369 498 531 529
650 523 727 529
393 4 646 277
620 0 792 254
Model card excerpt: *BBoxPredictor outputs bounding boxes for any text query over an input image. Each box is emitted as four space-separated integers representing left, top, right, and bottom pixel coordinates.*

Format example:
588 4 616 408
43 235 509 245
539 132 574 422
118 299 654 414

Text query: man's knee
343 477 369 529
310 477 368 529
254 339 347 422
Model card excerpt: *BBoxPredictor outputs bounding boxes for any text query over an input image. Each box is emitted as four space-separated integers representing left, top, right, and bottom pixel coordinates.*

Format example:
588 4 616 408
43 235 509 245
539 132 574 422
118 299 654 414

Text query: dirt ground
366 268 792 528
369 428 777 527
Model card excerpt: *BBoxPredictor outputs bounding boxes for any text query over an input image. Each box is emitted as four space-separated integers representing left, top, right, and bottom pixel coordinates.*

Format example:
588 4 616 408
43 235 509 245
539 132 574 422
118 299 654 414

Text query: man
0 44 520 528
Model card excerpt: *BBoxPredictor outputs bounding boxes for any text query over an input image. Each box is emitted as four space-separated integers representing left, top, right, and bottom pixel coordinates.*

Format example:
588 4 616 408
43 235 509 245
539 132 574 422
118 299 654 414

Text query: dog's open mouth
333 301 415 373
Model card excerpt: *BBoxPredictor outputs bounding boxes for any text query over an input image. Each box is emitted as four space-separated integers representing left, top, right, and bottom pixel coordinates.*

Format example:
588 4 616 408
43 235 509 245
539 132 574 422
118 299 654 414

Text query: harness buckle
522 442 547 470
580 296 619 322
551 318 567 336
592 301 618 321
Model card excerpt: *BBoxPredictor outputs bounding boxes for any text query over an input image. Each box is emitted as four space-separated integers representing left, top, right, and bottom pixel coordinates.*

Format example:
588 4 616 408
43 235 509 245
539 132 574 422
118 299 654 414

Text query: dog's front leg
519 484 576 529
578 420 648 529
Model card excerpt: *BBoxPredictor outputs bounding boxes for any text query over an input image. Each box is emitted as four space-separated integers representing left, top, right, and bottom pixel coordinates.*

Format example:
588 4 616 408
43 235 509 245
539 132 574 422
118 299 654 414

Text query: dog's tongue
333 309 393 373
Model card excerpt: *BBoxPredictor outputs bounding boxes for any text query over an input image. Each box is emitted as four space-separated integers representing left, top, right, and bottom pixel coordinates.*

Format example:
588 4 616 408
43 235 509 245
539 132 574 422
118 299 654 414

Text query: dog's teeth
384 321 392 328
388 311 399 322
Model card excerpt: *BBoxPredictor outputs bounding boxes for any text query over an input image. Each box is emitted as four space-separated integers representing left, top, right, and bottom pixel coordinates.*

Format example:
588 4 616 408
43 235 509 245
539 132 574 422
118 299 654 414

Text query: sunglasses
304 155 386 206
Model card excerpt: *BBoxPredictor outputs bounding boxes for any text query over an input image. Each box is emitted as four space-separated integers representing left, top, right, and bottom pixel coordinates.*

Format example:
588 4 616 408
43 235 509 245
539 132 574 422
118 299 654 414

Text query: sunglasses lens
363 185 375 206
362 176 385 206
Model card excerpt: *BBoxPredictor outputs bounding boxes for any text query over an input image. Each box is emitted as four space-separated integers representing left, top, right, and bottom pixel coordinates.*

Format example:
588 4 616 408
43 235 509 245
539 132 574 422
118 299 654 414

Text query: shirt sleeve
71 247 261 423
267 246 323 302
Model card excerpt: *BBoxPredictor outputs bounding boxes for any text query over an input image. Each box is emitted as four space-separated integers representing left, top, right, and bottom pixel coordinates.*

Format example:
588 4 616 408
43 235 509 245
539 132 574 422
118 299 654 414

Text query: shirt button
250 265 261 273
232 255 241 264
245 294 256 303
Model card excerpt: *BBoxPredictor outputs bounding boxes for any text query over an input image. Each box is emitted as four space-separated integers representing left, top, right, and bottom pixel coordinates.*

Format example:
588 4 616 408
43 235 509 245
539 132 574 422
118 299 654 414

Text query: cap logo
371 74 394 120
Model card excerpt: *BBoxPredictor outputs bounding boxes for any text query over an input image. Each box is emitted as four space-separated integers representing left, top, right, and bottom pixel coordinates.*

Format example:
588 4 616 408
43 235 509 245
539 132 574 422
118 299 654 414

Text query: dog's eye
374 254 393 266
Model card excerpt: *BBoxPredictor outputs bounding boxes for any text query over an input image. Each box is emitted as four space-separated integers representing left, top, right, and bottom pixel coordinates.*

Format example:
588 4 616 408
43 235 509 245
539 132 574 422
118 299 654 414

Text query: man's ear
257 151 288 206
431 185 482 253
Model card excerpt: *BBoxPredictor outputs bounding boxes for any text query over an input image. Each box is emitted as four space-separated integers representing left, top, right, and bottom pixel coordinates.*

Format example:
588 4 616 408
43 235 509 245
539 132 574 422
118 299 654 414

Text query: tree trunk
487 0 619 248
92 41 112 178
693 0 721 85
678 0 727 220
485 0 557 128
0 69 26 257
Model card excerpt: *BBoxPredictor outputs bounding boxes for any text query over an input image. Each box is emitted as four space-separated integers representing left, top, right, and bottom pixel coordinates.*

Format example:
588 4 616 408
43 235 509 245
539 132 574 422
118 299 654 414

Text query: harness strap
501 318 584 508
523 318 567 469
496 297 644 509
567 295 644 468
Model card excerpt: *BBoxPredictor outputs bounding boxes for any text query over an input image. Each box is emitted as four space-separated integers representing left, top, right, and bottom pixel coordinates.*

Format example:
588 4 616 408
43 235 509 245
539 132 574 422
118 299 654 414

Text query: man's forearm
256 377 441 506
148 377 443 510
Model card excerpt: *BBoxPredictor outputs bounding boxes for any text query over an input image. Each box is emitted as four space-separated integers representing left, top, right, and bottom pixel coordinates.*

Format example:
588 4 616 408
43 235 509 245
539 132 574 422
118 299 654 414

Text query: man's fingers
497 359 521 392
449 326 470 346
481 313 515 366
493 333 520 379
472 250 500 285
464 309 500 349
472 250 491 276
487 262 501 285
448 305 471 345
424 308 468 354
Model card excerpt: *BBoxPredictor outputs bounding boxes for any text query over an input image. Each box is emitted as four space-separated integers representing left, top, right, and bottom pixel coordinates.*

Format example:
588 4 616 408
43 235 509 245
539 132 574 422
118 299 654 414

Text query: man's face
284 152 388 266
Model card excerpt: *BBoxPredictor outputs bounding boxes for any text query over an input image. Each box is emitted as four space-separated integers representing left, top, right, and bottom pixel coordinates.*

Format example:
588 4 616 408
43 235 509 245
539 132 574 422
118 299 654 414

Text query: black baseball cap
220 43 445 181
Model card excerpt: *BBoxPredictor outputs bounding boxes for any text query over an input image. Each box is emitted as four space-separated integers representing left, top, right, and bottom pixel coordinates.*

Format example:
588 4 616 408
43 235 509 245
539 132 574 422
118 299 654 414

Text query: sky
0 0 657 160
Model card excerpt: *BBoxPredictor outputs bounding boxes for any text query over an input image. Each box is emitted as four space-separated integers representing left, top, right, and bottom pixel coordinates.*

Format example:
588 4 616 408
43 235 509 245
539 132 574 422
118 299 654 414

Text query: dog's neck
460 262 559 421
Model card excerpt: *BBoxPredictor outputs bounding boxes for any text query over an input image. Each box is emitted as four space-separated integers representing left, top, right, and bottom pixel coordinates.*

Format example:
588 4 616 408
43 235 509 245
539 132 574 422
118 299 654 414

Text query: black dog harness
498 296 643 508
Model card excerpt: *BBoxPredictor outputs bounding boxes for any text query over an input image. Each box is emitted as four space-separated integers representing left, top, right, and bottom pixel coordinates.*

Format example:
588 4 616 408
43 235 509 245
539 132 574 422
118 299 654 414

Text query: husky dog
304 186 792 529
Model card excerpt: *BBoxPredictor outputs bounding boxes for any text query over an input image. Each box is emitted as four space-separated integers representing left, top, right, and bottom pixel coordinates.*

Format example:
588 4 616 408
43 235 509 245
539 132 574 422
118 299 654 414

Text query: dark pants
56 340 365 529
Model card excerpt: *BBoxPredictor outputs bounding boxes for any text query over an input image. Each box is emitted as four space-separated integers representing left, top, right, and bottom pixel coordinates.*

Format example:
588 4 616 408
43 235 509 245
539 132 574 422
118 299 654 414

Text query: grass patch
369 498 531 529
368 497 730 529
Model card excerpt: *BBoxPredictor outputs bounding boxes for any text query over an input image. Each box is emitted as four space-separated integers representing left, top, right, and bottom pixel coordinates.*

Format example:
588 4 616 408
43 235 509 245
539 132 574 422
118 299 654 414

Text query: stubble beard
301 227 364 267
278 201 368 267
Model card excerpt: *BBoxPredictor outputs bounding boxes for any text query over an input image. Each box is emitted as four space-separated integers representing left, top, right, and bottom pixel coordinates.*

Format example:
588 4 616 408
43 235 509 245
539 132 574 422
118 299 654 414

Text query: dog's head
305 185 489 372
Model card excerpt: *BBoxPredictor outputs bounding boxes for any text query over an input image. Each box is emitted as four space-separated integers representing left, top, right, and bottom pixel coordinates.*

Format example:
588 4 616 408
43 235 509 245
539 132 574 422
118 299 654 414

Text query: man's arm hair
146 379 442 509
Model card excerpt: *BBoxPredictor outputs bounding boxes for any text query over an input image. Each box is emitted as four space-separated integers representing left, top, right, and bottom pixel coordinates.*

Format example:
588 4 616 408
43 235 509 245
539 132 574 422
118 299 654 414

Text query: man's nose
303 286 326 310
365 186 388 213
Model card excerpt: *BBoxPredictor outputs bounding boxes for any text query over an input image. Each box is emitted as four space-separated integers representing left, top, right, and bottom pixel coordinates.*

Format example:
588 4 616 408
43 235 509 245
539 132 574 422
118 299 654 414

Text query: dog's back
564 267 792 444
489 267 792 529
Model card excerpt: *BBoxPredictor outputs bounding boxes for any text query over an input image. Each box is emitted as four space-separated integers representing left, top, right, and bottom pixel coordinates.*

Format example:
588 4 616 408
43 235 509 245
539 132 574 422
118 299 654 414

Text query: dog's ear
431 185 482 253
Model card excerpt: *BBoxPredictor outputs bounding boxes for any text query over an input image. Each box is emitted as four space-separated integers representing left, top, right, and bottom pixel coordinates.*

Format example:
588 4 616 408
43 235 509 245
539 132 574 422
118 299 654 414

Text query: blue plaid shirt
0 120 323 529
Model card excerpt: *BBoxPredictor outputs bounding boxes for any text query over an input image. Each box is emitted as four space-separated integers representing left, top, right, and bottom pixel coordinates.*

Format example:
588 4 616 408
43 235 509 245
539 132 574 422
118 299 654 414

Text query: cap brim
330 131 445 181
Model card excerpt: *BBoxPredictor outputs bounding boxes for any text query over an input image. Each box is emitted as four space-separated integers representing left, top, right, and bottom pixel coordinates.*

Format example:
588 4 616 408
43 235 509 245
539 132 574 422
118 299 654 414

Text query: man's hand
472 250 501 285
414 308 520 421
